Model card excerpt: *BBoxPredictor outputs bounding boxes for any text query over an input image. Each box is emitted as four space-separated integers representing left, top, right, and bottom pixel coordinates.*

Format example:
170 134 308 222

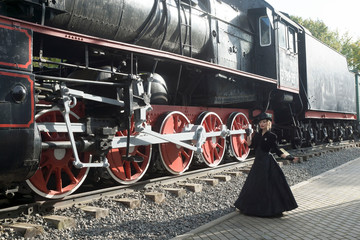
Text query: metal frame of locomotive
0 0 357 199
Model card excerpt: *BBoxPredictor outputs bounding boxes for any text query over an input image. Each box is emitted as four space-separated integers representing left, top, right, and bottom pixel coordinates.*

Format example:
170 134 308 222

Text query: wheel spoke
129 120 135 134
44 166 53 185
41 151 53 167
238 144 243 157
132 162 142 174
173 115 180 133
203 119 210 132
239 142 248 157
64 166 78 184
135 149 148 160
209 117 215 131
234 120 241 130
124 161 132 180
55 168 63 193
213 147 220 162
203 140 211 156
179 121 186 133
216 141 224 150
181 149 190 161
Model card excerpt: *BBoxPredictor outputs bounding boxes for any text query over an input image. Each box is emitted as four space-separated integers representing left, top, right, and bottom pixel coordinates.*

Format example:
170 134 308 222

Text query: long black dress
234 131 298 217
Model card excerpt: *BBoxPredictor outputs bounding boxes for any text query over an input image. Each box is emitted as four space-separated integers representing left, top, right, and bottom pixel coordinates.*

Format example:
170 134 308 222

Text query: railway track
1 141 359 238
0 160 253 219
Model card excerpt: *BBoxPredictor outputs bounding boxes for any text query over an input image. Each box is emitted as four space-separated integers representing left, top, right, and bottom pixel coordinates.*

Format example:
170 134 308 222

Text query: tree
341 35 360 71
291 16 360 72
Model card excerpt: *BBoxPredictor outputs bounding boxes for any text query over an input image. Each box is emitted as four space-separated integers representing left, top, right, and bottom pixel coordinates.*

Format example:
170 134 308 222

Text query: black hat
256 112 272 121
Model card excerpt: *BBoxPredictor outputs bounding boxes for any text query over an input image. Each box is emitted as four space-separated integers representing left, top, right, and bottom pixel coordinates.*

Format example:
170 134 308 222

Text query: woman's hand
282 154 300 163
245 128 252 146
246 135 252 146
292 157 300 163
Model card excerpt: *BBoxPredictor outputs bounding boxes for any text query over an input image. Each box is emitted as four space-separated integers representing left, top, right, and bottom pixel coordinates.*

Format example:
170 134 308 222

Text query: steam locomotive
0 0 357 199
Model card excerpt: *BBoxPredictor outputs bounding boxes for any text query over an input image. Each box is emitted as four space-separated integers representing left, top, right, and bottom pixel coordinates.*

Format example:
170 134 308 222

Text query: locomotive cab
249 8 301 93
248 8 304 146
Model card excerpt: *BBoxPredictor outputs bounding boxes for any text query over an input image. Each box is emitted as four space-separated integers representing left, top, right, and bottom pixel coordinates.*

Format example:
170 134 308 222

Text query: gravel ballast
2 147 360 240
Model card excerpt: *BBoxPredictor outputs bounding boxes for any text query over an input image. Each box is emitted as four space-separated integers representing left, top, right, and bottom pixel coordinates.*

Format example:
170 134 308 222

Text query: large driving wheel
26 109 91 199
227 112 250 161
158 111 194 175
106 118 152 184
196 112 226 167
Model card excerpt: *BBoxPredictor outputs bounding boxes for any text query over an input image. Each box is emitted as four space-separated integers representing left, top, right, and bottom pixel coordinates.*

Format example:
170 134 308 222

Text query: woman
234 112 298 217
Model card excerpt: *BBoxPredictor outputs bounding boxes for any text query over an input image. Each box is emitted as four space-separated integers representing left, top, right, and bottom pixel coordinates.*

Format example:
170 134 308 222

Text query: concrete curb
170 211 239 240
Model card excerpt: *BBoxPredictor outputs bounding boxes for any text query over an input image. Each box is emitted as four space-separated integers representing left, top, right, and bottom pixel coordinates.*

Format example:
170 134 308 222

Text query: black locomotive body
0 0 357 198
0 25 41 192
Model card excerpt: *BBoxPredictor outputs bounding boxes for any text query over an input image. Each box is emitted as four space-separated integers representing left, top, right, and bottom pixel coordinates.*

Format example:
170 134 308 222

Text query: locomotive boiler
0 0 357 199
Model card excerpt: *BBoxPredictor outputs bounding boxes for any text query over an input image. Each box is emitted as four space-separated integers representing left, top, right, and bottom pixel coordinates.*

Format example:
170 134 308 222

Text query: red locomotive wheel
197 112 226 167
106 118 152 184
26 109 91 199
159 111 194 175
228 112 250 161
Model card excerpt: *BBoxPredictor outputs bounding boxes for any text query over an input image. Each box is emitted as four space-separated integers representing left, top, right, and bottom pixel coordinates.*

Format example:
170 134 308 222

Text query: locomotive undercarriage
270 96 357 149
28 74 252 198
298 120 356 146
19 44 255 199
274 118 356 150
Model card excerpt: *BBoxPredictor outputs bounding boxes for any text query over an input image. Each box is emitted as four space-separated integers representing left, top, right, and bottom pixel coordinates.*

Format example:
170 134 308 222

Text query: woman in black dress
234 112 298 217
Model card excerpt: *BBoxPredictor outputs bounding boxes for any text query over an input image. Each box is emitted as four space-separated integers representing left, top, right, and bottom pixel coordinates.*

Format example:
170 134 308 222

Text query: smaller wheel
305 127 316 147
291 138 303 149
158 111 194 175
291 128 303 149
309 139 316 147
107 117 152 185
227 112 250 161
328 127 335 143
313 128 319 145
196 112 226 167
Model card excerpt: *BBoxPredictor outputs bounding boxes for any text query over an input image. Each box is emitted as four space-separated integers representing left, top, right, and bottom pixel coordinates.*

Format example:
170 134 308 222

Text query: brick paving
172 158 360 240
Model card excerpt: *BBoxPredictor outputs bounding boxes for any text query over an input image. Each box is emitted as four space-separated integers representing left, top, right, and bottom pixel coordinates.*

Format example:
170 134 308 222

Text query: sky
265 0 359 40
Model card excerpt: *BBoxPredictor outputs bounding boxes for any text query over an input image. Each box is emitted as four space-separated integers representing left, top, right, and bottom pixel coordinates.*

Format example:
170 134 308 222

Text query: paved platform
172 158 360 240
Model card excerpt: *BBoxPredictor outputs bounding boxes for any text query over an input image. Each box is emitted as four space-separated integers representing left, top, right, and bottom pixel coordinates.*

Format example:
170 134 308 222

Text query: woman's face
259 119 270 130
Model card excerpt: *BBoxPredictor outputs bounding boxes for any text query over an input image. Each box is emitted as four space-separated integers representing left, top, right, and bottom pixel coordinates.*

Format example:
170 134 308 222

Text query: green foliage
33 57 64 69
290 16 360 72
341 35 360 71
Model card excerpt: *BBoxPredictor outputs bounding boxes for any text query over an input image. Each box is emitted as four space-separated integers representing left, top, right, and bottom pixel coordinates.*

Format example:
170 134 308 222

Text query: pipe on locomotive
46 0 212 57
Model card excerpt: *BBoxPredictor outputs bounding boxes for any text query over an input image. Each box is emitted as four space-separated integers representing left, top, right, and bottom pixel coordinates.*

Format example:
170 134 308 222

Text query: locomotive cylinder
47 0 211 57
